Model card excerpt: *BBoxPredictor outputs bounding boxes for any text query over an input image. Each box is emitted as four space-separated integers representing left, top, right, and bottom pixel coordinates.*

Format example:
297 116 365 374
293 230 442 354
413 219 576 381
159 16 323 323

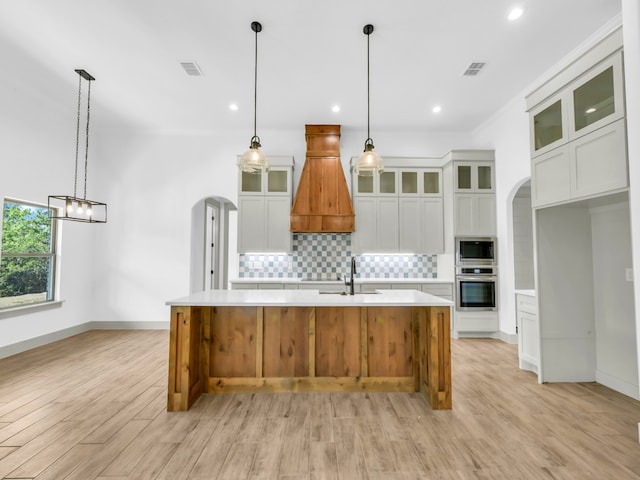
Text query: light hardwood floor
0 330 639 479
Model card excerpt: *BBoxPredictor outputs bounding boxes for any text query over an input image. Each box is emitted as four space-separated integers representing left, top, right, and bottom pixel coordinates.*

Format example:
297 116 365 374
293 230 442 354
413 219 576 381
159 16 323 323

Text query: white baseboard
454 330 518 344
0 321 169 360
596 369 640 401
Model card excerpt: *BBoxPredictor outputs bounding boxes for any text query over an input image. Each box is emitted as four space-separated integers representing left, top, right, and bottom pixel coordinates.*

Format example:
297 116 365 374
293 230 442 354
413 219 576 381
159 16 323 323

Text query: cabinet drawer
359 283 391 292
422 284 453 297
231 283 258 289
455 312 498 332
391 283 423 290
516 294 538 315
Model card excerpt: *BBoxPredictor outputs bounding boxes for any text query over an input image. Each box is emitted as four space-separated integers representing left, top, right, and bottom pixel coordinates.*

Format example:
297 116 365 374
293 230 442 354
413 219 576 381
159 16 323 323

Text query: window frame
0 197 59 310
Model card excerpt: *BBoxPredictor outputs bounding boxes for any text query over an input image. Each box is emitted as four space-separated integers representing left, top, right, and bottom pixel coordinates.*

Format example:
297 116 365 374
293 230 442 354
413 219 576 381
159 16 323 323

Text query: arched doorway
190 196 236 293
511 179 534 290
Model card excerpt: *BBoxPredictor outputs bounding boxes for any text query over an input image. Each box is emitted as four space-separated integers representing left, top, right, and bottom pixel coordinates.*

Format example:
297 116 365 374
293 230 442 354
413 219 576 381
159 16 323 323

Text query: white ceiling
0 0 622 136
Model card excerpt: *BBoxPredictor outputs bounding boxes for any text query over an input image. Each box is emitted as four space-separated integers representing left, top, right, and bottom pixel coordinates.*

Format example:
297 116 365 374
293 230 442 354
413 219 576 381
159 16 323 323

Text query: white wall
591 201 639 398
471 97 531 335
0 43 96 349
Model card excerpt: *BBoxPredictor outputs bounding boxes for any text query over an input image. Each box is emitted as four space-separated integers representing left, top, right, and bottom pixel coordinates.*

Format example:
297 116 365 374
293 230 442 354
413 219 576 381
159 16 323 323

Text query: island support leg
167 306 203 411
420 306 452 409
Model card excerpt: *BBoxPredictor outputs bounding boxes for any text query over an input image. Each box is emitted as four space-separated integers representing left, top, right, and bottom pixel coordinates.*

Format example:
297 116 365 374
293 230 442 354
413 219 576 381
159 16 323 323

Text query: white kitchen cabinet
237 156 293 253
516 292 539 374
451 157 496 236
359 282 391 293
455 311 498 333
454 162 494 193
352 158 443 254
353 197 399 253
354 168 398 195
528 45 628 209
531 146 571 207
529 50 624 158
399 197 444 253
454 194 496 236
531 119 627 208
421 283 453 301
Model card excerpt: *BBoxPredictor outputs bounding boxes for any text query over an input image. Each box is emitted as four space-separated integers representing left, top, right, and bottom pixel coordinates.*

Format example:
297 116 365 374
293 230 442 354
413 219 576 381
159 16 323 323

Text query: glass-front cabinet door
422 170 441 196
533 100 564 153
378 169 398 195
266 169 289 194
240 171 263 194
568 51 624 140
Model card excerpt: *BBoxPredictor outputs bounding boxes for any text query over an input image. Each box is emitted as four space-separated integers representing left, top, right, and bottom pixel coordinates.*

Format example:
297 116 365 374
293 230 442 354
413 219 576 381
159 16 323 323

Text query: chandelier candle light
49 69 107 223
354 24 384 176
239 21 270 174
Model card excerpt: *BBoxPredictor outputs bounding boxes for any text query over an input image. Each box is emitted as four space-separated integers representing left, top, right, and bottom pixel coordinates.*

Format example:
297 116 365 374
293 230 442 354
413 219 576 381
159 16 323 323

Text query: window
0 199 57 309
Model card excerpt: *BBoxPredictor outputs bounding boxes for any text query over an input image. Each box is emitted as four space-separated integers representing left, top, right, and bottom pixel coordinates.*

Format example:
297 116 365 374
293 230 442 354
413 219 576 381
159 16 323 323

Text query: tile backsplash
239 234 437 279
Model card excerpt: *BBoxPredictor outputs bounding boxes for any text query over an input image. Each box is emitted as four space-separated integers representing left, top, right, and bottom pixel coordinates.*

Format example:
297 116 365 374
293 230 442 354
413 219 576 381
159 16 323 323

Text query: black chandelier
49 69 107 223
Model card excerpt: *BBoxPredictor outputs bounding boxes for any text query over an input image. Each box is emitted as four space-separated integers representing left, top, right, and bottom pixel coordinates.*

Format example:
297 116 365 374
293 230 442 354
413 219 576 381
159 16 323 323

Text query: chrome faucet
349 256 357 295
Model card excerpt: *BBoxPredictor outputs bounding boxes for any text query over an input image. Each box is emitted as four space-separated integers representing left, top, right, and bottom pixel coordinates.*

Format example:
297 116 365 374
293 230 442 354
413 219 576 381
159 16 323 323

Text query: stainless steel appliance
455 237 498 311
455 265 498 311
455 237 497 265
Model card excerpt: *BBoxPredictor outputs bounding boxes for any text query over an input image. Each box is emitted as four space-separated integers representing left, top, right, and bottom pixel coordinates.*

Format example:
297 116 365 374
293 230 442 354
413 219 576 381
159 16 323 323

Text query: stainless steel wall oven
455 237 498 311
455 266 497 311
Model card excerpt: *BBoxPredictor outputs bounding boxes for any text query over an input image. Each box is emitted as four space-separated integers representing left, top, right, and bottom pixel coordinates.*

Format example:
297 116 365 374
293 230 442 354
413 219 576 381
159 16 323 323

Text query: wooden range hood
290 125 355 233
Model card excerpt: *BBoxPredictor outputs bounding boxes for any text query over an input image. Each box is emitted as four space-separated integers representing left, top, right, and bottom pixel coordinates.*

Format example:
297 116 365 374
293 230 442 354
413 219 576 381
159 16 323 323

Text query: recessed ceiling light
332 105 341 113
508 7 524 21
432 105 442 114
229 104 238 111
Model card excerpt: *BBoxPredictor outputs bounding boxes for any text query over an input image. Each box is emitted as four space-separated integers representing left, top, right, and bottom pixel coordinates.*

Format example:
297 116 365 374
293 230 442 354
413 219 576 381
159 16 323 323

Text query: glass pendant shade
240 136 270 173
354 140 384 176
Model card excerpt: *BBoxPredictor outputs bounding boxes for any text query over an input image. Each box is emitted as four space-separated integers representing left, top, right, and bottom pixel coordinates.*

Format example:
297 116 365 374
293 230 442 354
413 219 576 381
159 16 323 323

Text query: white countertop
166 289 453 307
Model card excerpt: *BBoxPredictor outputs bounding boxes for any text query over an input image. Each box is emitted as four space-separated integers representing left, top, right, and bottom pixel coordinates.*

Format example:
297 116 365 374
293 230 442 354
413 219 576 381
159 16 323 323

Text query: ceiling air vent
463 62 486 76
180 61 203 76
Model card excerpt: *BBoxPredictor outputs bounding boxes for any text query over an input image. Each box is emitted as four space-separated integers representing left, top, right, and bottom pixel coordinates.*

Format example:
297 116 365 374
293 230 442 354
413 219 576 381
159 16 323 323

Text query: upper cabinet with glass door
354 168 398 196
454 162 494 193
568 51 624 140
399 168 442 197
238 157 293 196
529 50 624 157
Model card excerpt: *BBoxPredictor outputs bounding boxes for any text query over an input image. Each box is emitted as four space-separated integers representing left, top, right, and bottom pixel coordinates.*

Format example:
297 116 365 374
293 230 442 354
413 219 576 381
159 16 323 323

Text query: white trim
454 330 518 344
0 321 169 360
0 300 64 318
596 369 640 401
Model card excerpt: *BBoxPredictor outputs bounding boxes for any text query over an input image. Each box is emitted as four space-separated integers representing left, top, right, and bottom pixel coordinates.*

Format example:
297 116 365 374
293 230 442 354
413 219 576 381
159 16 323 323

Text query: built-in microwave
455 237 497 266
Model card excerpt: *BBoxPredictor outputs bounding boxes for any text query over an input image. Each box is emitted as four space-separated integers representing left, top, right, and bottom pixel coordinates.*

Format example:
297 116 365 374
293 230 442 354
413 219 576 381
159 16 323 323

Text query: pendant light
239 21 270 174
48 69 107 223
354 24 384 176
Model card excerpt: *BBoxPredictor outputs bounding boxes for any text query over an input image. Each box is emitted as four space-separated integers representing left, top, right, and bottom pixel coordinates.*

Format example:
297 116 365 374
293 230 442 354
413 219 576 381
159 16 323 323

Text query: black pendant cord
366 28 370 142
73 74 82 200
363 24 374 147
251 21 261 144
83 79 91 201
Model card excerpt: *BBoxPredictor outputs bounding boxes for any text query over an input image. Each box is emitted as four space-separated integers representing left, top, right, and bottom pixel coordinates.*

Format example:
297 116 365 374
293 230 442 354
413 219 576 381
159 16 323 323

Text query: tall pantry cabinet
526 26 639 400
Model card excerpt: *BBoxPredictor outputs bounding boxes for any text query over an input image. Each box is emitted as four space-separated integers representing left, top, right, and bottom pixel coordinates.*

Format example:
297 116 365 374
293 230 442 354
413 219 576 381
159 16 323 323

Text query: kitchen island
166 289 452 411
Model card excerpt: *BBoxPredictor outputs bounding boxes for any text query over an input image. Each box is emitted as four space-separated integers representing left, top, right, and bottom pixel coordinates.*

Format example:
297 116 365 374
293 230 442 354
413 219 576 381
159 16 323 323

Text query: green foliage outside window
0 201 55 307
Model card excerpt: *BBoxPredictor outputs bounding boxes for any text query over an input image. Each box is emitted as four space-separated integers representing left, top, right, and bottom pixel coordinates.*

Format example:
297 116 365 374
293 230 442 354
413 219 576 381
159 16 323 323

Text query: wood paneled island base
166 290 451 411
